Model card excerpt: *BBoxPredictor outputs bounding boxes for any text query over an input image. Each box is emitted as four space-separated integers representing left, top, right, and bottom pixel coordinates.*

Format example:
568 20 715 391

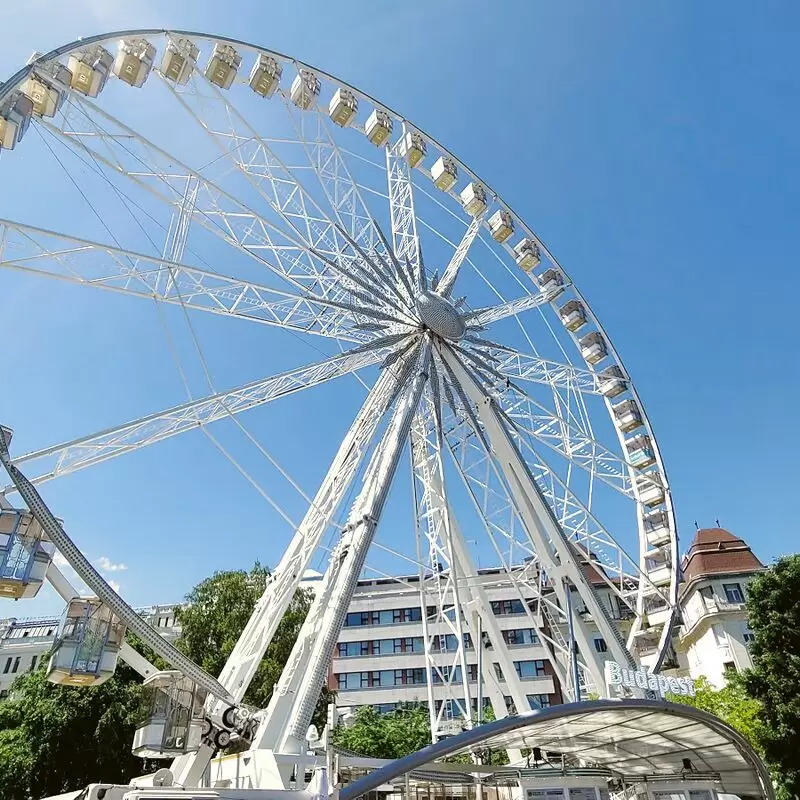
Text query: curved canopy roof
340 700 772 800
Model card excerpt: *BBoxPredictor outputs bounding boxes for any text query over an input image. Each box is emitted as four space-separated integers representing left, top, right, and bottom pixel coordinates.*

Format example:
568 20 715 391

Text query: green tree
667 674 764 746
174 562 333 727
0 562 331 798
332 704 432 758
743 554 800 799
0 659 156 800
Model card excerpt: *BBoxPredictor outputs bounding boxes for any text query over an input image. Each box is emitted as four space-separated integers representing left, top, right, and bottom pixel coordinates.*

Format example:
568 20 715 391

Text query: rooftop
681 527 764 586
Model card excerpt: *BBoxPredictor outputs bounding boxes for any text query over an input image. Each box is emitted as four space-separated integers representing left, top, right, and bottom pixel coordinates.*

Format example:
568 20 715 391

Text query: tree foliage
332 704 432 759
174 562 333 725
667 674 764 744
0 562 331 798
0 659 155 800
743 554 800 800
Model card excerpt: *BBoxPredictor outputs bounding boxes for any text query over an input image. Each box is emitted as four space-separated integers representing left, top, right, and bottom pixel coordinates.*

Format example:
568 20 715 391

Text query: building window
515 659 548 679
723 661 737 675
723 583 745 604
11 657 20 674
29 655 37 672
491 599 525 616
743 629 756 647
594 638 607 653
528 693 552 709
503 628 539 646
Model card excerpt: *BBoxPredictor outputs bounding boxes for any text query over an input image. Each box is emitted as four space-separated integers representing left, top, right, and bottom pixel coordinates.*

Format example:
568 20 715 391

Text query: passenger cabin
291 69 321 110
636 474 665 508
460 181 487 216
329 88 358 127
643 589 672 626
205 44 242 90
431 156 458 191
488 209 514 243
613 398 644 432
46 598 125 687
626 434 656 468
559 299 587 332
161 38 199 85
365 109 392 146
249 54 282 98
399 130 426 167
643 509 671 548
113 38 156 87
0 509 53 599
597 364 626 398
514 238 541 272
645 549 673 587
23 61 71 118
132 670 207 758
536 268 563 295
579 331 607 365
0 92 33 150
68 46 113 98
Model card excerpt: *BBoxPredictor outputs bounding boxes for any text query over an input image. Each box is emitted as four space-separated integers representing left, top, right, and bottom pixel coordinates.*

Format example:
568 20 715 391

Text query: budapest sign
604 660 697 699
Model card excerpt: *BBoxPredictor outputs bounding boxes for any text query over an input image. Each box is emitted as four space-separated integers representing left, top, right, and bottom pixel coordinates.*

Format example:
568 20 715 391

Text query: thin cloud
96 556 127 572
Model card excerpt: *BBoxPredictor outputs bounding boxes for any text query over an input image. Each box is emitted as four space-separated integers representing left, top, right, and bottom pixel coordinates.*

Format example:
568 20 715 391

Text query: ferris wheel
0 30 679 786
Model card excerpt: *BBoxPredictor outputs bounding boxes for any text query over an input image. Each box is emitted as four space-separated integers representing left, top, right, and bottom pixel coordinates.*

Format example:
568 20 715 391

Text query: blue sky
1 1 798 617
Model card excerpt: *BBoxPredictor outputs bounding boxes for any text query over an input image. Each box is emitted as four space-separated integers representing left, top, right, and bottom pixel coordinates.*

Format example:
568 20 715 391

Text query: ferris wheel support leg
438 347 640 695
246 342 432 784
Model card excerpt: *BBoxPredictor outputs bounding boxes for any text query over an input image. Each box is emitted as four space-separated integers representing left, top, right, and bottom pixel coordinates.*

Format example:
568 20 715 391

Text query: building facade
0 528 766 709
674 527 764 688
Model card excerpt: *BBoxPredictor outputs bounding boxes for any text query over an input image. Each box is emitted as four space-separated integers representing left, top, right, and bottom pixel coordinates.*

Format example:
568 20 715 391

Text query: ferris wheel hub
415 290 466 341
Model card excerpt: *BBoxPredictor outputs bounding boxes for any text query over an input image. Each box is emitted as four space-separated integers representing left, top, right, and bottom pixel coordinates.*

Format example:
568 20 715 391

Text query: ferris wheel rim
0 27 679 675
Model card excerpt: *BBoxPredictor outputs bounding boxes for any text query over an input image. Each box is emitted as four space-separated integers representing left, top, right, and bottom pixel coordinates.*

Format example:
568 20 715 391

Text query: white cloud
107 579 122 594
53 551 68 568
96 556 127 572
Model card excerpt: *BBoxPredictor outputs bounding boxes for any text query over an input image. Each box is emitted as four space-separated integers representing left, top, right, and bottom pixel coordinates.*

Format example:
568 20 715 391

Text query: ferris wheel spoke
439 343 641 691
436 386 591 698
43 98 381 309
7 344 389 489
491 349 600 394
386 126 422 285
161 73 411 317
411 391 546 724
0 219 370 342
437 212 484 298
463 291 558 329
213 363 402 704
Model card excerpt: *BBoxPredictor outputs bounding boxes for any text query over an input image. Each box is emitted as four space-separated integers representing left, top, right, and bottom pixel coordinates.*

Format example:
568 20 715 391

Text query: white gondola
579 331 608 364
329 88 358 127
290 69 321 110
365 109 393 146
626 434 656 468
205 44 242 90
613 398 644 432
47 598 125 686
536 268 563 295
0 509 53 598
0 92 33 150
645 549 672 587
460 181 487 216
399 130 426 167
23 60 71 118
488 209 514 242
558 299 587 332
161 38 199 85
113 38 156 88
636 473 665 507
643 509 671 548
643 591 672 626
249 53 282 98
132 670 208 758
67 45 114 98
431 155 458 191
597 364 627 398
513 238 541 272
